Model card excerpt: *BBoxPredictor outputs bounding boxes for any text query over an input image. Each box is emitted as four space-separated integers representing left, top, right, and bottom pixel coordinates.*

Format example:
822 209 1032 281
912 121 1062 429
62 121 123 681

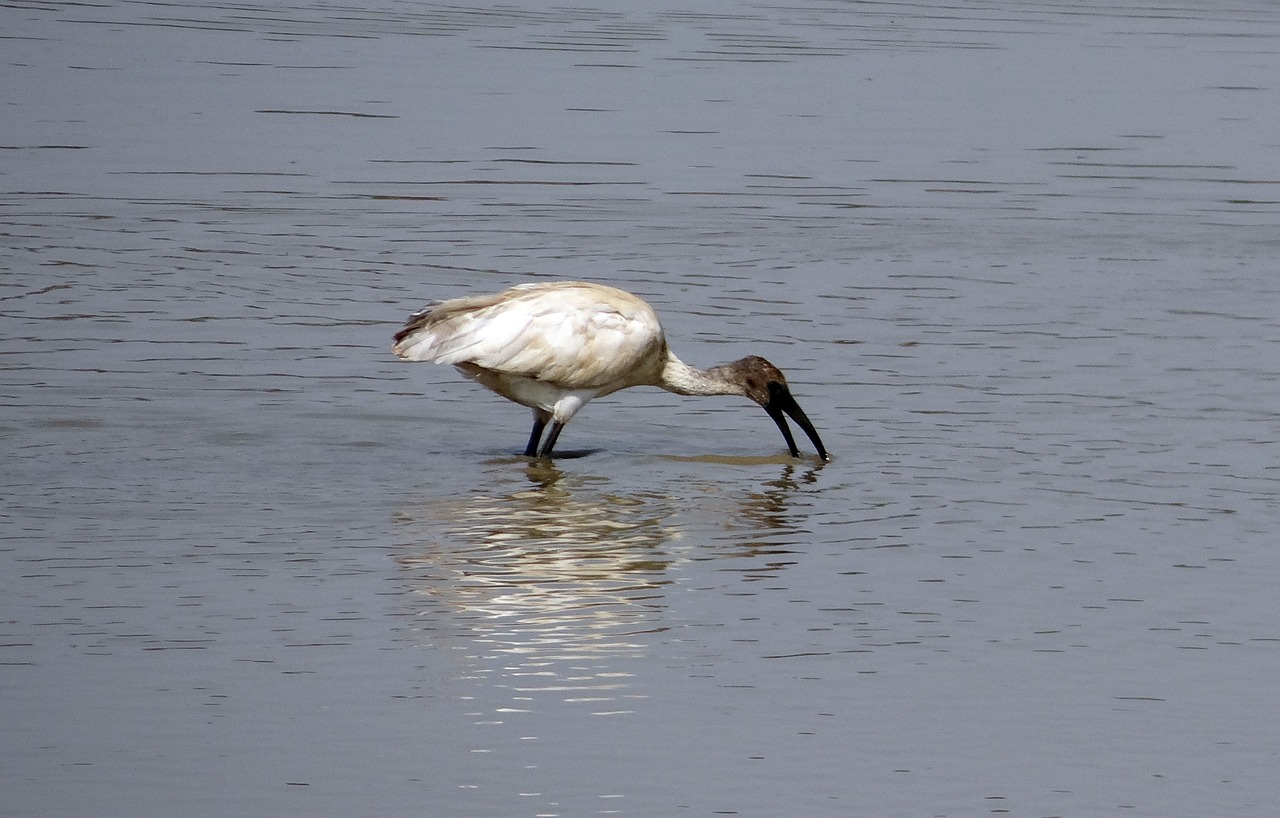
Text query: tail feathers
391 302 510 364
392 330 441 361
392 292 537 368
391 305 444 361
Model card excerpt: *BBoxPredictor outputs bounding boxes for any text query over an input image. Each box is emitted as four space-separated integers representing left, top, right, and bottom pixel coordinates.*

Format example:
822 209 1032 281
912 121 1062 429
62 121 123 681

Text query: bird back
392 282 669 391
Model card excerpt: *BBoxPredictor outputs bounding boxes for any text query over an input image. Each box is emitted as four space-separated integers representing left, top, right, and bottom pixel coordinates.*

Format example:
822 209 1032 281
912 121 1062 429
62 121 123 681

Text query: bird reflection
393 464 680 712
739 460 825 531
667 457 827 564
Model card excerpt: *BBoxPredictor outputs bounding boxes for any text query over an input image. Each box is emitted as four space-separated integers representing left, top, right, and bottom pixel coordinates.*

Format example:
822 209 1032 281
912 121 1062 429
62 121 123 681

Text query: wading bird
392 281 829 460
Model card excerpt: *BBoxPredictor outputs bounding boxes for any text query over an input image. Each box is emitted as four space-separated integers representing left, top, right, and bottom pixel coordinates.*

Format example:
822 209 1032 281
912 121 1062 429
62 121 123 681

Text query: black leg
537 420 565 458
524 414 547 457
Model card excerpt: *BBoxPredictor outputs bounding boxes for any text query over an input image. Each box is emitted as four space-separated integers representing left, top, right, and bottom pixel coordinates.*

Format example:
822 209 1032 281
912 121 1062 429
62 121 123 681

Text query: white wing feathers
392 283 667 391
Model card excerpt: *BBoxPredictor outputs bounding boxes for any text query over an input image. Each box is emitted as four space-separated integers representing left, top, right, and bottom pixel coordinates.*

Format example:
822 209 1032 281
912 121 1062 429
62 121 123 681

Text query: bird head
714 356 830 461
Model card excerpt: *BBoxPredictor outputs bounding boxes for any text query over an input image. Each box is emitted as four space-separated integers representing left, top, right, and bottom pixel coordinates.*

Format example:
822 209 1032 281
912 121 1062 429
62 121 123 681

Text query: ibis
392 281 829 460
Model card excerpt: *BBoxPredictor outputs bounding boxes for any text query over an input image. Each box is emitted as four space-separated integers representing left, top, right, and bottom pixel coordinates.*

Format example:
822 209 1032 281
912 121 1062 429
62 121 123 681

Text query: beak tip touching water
764 384 829 462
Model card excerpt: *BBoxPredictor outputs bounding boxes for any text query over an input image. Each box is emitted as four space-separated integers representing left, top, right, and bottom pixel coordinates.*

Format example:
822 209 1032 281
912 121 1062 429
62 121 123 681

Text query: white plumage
393 281 828 459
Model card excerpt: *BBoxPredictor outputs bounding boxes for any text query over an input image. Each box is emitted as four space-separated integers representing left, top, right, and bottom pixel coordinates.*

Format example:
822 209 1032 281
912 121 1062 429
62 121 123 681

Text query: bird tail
391 289 537 367
391 303 446 361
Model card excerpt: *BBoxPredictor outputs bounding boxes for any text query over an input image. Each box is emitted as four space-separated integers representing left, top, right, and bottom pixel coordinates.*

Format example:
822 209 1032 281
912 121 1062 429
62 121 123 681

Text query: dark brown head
714 356 830 460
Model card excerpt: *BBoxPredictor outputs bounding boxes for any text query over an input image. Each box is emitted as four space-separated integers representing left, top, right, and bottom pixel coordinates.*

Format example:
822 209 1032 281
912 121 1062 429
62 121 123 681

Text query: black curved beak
764 382 830 461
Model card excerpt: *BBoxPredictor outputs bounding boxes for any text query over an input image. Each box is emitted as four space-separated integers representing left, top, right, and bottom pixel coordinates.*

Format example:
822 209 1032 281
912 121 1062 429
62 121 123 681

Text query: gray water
4 2 1280 816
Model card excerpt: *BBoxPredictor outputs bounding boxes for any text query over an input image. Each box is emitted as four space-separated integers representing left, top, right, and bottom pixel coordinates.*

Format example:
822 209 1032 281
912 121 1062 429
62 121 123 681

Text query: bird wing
393 282 667 390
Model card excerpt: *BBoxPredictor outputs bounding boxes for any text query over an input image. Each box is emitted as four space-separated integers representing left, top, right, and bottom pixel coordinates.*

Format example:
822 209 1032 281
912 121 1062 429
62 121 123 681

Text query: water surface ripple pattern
3 1 1280 816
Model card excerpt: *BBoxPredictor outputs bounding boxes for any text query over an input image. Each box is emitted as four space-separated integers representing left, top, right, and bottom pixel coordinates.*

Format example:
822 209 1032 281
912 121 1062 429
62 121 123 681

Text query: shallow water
4 1 1280 816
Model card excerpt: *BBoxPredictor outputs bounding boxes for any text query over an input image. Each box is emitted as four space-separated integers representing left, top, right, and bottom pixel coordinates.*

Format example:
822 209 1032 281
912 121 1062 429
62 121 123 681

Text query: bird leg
537 420 565 458
524 410 550 457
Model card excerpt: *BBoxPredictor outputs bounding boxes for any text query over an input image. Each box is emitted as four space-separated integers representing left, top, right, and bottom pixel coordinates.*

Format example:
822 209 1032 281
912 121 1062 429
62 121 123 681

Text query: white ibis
392 281 829 460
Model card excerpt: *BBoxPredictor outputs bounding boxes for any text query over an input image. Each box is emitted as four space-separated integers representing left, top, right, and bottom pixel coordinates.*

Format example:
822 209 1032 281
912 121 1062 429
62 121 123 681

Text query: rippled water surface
5 2 1280 815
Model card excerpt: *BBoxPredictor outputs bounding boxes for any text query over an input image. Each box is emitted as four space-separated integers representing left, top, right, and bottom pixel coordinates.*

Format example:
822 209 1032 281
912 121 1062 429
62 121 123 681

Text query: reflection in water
389 460 828 812
393 463 680 713
670 458 828 565
739 460 825 531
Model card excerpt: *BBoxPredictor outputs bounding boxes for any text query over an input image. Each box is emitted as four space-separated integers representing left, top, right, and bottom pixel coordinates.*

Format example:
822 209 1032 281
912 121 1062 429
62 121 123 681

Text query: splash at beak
764 382 830 461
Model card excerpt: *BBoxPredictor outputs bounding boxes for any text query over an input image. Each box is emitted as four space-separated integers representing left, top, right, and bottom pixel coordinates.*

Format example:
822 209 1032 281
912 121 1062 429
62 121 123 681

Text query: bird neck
660 353 744 397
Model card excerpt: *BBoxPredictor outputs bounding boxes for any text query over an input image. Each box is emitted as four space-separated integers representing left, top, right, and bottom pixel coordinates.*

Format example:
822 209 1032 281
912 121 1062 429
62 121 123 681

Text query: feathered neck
658 352 746 397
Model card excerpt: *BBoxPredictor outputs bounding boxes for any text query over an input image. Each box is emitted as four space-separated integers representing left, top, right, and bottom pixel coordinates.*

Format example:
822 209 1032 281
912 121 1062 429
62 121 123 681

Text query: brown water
4 2 1280 816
